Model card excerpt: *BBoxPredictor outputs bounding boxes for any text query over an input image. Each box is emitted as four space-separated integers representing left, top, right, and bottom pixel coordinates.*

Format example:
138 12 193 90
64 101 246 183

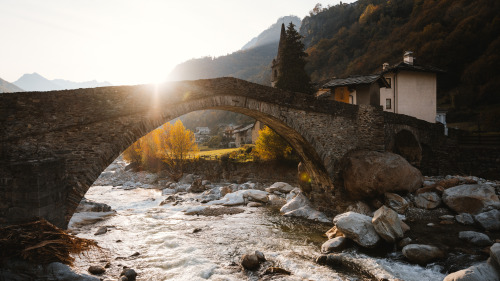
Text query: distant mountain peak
241 16 301 50
13 73 112 92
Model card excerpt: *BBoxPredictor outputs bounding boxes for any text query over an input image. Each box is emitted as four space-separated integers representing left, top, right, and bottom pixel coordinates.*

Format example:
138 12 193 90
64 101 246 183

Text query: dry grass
0 218 100 266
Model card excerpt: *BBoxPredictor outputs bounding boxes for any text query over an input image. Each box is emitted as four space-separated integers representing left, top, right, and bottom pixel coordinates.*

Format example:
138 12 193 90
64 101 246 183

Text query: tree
122 120 198 176
254 126 292 160
158 120 199 180
275 22 313 94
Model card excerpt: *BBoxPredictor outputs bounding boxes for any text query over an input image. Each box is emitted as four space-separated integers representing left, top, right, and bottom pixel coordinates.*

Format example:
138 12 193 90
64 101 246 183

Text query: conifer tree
275 22 313 94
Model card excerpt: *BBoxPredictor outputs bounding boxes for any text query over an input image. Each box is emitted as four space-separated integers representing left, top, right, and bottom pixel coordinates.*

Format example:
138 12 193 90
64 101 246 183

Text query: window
385 77 391 88
386 98 392 109
349 95 354 104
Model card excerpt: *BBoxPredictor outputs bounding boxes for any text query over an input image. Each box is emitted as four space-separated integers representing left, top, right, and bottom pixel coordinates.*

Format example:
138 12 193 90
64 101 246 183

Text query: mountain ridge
13 72 112 91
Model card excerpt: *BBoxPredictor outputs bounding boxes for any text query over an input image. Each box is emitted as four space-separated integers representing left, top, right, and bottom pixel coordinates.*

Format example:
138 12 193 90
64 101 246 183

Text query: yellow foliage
122 120 198 175
254 126 292 160
359 4 379 24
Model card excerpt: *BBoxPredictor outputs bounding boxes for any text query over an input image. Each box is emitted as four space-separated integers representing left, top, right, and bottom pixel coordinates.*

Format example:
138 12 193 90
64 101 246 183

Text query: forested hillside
168 16 301 84
301 0 500 130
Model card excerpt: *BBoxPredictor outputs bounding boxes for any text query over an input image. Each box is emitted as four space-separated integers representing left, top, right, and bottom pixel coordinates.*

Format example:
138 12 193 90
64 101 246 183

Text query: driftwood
0 218 99 266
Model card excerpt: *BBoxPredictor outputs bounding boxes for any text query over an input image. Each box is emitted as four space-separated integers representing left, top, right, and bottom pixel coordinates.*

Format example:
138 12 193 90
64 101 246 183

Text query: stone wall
0 78 388 228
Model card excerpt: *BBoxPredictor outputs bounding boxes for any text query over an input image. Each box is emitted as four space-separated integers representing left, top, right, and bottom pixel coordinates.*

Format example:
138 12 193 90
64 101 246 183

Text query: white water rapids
68 163 446 280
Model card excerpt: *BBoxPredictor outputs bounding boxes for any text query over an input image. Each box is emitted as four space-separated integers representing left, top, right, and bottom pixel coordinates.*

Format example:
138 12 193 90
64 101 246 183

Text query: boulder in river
443 262 499 281
240 253 261 270
88 265 105 275
414 192 441 209
455 213 475 225
321 237 349 253
458 231 493 246
384 192 409 214
346 201 372 216
333 212 380 248
474 209 500 231
266 182 294 193
402 244 445 265
342 151 423 200
187 179 207 193
371 206 404 243
442 184 500 214
280 193 330 223
120 268 137 281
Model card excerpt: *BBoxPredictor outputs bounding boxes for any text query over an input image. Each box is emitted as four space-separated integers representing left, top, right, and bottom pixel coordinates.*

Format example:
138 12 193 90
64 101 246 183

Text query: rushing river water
68 168 447 280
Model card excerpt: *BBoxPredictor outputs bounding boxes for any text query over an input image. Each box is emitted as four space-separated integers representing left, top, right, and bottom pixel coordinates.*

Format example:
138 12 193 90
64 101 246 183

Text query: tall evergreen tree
275 22 313 94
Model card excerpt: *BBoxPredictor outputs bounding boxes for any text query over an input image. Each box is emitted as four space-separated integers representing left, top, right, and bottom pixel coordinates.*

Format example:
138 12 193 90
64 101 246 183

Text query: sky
1 0 355 85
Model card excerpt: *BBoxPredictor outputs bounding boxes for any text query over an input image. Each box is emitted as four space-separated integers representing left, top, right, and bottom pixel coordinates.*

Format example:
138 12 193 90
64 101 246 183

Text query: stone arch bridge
0 77 447 228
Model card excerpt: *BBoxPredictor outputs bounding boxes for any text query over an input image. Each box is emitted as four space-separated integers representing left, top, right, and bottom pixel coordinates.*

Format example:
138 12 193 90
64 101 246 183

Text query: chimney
404 51 414 65
382 62 389 71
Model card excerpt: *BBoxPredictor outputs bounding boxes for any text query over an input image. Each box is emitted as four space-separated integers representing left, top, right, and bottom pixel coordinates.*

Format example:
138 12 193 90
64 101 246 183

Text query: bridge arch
1 78 387 228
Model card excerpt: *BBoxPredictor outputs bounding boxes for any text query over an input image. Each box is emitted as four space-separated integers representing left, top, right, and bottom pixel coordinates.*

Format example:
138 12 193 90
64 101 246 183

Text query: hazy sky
1 0 354 85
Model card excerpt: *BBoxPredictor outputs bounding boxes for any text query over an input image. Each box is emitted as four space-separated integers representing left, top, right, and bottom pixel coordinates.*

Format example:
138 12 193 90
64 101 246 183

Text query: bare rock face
442 184 500 214
402 244 445 265
333 212 380 248
372 206 404 243
342 151 423 200
414 192 441 209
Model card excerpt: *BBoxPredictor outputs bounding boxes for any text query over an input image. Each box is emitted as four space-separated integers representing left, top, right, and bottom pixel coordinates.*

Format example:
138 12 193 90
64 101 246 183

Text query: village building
225 121 263 148
194 126 211 144
317 51 445 124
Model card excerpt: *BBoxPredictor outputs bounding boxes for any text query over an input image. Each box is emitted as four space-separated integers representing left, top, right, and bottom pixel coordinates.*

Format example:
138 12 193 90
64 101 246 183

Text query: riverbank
2 154 499 280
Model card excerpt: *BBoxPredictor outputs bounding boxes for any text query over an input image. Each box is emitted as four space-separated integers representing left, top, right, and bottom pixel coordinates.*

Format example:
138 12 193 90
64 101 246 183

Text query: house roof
232 123 254 134
322 74 390 89
382 62 445 74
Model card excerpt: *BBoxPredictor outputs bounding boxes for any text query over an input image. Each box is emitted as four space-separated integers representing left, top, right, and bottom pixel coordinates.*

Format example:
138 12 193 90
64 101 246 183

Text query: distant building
271 23 287 88
194 127 211 143
319 51 445 124
232 123 254 147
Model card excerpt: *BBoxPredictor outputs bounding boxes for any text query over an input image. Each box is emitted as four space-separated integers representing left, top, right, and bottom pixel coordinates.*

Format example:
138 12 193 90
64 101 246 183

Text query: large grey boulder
76 198 113 213
475 209 500 231
280 193 330 223
402 244 445 265
342 151 423 200
459 231 493 246
443 262 500 281
414 192 441 209
442 184 500 214
371 206 404 243
333 212 380 248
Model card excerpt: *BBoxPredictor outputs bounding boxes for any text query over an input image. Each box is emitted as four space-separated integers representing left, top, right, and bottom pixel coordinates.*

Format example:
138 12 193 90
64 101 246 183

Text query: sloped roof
233 123 254 133
322 74 389 88
382 62 445 74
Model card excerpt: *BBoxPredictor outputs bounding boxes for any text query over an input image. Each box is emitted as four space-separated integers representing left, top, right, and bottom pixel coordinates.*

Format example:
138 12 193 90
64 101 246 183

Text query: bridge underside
0 78 447 228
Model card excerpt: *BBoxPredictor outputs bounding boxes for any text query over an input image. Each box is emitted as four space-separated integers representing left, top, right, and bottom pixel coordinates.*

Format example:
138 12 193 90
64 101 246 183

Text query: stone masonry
0 77 449 228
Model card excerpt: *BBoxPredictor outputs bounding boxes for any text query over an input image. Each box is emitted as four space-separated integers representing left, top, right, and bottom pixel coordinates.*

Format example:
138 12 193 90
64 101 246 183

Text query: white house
319 51 445 124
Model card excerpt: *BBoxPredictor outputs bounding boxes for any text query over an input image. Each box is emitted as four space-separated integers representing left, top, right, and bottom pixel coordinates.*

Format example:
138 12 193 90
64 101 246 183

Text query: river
68 160 446 280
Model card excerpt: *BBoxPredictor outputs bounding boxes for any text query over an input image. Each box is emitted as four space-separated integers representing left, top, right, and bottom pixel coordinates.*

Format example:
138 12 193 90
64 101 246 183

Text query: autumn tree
122 120 198 177
275 22 313 94
157 120 199 180
254 126 292 160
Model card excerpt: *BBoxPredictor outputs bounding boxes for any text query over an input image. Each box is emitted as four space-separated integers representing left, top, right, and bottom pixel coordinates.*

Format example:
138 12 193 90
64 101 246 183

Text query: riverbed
68 174 447 280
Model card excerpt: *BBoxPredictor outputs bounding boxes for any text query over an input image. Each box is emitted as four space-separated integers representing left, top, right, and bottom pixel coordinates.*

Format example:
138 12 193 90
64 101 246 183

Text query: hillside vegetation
301 0 500 130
